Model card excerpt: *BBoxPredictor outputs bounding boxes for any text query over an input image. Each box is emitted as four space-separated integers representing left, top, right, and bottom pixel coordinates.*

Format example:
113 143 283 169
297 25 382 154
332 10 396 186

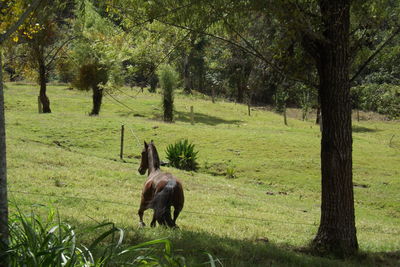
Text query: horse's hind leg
150 211 157 227
172 184 184 227
172 205 183 227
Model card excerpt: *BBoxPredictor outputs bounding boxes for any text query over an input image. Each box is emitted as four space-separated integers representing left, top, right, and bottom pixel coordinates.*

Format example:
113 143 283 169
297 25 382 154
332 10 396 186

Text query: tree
307 0 357 256
13 0 75 113
0 0 43 257
71 0 128 115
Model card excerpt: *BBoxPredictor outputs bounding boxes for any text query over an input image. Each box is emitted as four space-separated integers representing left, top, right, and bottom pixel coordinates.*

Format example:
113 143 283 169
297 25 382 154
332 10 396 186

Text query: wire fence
8 189 400 236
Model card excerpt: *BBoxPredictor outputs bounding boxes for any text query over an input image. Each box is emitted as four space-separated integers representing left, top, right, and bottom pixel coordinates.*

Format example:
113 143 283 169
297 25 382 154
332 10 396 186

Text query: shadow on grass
352 125 380 133
175 111 242 126
117 111 146 118
125 228 398 267
64 218 400 267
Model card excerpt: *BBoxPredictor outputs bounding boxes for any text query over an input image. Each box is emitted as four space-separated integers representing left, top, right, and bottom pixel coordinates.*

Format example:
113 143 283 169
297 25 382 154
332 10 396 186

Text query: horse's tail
151 179 176 227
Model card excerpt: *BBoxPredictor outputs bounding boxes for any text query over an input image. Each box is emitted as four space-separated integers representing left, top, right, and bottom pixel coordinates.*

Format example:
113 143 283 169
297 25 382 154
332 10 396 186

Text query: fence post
190 106 194 125
38 96 43 113
120 125 124 159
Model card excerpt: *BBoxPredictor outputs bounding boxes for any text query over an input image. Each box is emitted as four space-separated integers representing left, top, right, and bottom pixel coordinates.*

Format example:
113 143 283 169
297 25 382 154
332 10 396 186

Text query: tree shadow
175 111 242 126
352 125 380 133
117 111 145 118
123 228 400 267
60 217 400 267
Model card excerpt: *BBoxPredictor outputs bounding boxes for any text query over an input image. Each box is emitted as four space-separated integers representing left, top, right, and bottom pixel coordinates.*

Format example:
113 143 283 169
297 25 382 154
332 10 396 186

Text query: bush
166 139 199 171
351 83 400 119
157 64 179 122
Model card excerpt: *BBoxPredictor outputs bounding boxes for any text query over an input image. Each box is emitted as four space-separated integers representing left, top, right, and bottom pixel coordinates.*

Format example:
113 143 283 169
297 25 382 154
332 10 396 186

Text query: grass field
4 83 400 266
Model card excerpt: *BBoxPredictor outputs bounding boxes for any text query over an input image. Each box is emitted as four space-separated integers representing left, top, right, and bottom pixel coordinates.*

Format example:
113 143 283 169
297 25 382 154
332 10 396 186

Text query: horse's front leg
138 201 147 227
138 181 154 227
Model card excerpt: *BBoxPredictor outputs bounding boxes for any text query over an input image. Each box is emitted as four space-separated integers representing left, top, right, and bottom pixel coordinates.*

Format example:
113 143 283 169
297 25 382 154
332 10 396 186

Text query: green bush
166 139 199 171
351 83 400 119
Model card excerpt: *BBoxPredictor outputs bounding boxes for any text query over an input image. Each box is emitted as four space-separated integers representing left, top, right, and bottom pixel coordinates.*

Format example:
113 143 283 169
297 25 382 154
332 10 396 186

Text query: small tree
158 64 178 122
71 0 127 116
74 63 108 116
273 86 289 126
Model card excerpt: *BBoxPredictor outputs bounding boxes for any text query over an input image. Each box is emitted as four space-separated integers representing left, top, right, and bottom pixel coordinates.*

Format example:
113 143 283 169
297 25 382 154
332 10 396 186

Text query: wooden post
120 125 124 160
38 96 43 113
248 101 251 116
190 106 194 125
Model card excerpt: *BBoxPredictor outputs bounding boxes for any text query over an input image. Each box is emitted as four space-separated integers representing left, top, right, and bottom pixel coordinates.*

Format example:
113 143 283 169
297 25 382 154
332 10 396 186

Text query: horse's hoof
139 222 146 228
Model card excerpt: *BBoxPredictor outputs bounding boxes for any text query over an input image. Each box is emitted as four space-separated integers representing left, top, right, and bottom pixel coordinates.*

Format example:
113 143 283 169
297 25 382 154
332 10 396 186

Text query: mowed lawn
4 83 400 266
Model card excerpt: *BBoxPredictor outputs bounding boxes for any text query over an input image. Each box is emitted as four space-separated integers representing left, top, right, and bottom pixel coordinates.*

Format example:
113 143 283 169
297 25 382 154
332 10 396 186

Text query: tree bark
90 85 103 116
312 0 358 257
183 52 192 94
0 49 9 255
39 63 51 113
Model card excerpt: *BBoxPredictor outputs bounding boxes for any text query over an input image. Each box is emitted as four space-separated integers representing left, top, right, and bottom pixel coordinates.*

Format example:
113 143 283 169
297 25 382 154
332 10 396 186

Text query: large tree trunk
312 0 358 257
0 50 9 253
39 61 51 113
90 85 103 116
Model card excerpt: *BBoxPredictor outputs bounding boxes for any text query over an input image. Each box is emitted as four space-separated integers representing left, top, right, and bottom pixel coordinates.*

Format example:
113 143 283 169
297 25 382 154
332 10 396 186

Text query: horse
137 141 184 228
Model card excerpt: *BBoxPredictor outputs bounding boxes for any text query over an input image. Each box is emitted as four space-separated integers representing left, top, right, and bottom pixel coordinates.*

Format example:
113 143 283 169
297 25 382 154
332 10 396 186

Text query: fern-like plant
3 207 198 266
166 139 199 171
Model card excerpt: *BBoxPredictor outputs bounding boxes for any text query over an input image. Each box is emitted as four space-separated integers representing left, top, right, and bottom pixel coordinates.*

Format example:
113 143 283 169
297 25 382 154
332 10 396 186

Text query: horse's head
138 141 149 175
138 140 160 175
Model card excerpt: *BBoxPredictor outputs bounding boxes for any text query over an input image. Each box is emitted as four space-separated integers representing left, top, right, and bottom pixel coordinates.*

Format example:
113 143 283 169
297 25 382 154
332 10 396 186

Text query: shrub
351 83 400 119
157 64 179 122
166 139 199 171
226 167 236 179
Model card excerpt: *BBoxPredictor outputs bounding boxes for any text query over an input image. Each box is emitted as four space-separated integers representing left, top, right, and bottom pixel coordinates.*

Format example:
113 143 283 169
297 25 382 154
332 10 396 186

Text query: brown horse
137 141 184 227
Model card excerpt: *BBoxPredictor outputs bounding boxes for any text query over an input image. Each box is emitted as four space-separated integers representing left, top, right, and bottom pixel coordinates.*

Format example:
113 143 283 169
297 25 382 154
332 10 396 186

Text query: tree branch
350 26 400 83
45 36 77 68
157 19 318 89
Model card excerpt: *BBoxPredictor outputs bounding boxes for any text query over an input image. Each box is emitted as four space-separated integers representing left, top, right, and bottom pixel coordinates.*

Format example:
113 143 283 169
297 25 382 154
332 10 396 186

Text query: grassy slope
4 83 400 266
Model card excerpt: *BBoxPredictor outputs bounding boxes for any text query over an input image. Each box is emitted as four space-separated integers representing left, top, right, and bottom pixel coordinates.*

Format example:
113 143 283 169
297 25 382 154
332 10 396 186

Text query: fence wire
8 189 400 236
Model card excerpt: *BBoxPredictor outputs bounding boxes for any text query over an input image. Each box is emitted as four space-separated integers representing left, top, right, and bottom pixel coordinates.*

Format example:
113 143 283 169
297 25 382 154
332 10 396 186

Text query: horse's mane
148 142 160 169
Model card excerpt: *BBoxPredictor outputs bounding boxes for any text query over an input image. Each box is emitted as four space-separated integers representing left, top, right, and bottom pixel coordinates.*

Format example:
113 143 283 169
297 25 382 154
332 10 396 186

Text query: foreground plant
1 208 217 266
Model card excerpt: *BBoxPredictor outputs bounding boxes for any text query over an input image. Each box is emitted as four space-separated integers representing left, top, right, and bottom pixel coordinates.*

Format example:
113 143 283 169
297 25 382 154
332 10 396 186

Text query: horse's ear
144 141 148 148
150 140 154 144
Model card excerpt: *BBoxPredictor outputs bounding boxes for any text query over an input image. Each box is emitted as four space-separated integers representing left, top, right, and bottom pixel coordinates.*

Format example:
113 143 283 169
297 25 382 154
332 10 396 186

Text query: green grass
4 83 400 266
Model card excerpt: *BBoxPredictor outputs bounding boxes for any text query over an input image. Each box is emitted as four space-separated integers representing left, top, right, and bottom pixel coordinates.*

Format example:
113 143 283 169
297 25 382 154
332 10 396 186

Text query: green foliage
158 64 178 122
73 63 108 91
351 83 400 119
71 0 130 91
3 208 191 266
166 139 198 171
273 87 289 113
